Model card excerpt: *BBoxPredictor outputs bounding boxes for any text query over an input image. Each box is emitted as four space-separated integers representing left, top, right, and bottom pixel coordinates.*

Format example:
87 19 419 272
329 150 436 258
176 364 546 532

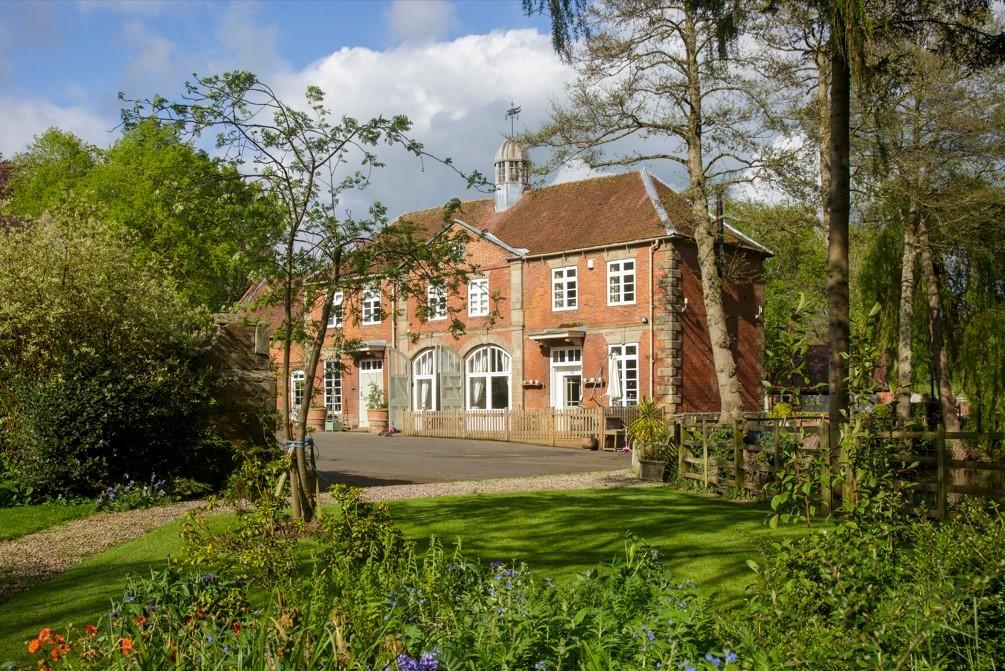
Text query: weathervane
505 100 522 136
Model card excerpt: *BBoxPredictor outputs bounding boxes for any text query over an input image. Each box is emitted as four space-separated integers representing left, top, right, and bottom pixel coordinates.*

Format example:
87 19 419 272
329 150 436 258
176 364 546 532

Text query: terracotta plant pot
638 459 667 482
580 437 599 450
367 408 389 434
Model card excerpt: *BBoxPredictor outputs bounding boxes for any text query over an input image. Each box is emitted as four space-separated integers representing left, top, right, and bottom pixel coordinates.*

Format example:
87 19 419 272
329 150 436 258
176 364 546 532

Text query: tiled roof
395 170 769 257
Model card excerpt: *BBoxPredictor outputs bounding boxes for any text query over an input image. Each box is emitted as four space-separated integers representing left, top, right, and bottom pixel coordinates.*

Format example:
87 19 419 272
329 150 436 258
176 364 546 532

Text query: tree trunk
827 32 851 446
895 212 917 425
917 218 963 451
683 10 743 423
816 49 831 245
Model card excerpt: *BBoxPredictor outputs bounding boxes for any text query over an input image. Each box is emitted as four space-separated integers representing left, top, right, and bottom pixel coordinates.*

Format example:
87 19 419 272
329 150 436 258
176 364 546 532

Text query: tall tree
525 0 784 421
123 72 477 521
6 124 280 309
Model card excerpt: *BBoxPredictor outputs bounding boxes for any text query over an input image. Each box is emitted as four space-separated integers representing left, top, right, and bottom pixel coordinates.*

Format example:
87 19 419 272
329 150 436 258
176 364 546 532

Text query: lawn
0 487 807 665
386 487 806 605
0 502 98 541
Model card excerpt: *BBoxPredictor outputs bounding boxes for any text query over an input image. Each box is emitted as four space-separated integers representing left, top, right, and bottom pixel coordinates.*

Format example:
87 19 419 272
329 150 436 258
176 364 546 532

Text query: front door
550 347 583 409
358 358 383 428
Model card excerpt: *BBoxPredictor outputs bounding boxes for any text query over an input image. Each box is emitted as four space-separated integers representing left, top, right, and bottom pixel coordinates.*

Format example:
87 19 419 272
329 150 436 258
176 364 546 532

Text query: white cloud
383 0 457 44
0 97 111 157
212 2 282 74
122 20 178 93
270 29 577 217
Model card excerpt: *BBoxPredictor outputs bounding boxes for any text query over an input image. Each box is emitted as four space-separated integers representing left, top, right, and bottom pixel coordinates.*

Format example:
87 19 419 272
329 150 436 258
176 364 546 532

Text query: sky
1 0 618 218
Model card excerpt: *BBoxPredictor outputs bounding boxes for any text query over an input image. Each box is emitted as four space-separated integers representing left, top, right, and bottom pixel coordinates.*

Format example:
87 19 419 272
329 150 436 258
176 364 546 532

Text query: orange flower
27 638 41 654
50 647 62 662
231 621 241 635
134 615 148 626
38 628 53 642
84 624 98 638
119 637 134 655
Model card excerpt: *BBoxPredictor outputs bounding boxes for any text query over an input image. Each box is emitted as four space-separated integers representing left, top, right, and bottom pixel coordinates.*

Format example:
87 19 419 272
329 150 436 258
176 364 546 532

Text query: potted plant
306 401 328 431
628 398 674 481
365 383 389 434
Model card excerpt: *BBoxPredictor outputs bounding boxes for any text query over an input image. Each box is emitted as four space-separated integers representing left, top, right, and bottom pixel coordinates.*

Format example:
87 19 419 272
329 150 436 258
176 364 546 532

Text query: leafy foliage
0 206 231 499
6 124 280 310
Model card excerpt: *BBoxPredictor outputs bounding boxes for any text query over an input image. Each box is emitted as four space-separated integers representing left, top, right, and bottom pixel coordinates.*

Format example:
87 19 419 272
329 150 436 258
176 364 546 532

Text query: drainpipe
648 240 661 399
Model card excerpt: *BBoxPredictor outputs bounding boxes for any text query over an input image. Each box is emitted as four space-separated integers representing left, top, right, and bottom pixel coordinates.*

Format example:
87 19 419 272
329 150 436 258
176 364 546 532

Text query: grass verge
0 503 98 541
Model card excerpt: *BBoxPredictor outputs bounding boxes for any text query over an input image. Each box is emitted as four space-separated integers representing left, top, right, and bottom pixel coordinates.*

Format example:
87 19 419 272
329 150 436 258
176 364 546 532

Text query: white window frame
291 369 305 417
362 285 381 325
323 360 342 412
552 266 578 311
550 347 583 409
607 260 636 306
412 348 438 411
427 284 447 321
327 291 344 328
609 344 640 407
468 278 489 317
465 345 511 411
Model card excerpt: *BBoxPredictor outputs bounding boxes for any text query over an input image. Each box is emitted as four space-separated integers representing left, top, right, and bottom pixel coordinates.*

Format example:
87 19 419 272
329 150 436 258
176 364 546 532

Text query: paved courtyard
311 431 628 488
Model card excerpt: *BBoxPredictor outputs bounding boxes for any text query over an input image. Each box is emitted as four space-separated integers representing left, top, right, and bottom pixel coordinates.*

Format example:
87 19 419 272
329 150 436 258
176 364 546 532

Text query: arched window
412 349 437 411
466 345 511 410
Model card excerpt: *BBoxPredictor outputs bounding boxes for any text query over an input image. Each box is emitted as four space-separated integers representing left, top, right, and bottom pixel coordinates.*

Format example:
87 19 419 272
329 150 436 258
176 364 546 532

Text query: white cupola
494 139 530 212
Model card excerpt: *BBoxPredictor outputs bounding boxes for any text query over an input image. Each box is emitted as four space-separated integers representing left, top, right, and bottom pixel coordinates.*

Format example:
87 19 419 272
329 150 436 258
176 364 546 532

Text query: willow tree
122 72 477 521
525 0 786 422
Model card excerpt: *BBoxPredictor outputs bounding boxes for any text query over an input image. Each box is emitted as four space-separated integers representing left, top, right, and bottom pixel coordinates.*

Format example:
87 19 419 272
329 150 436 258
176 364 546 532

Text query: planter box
638 459 667 482
367 409 389 434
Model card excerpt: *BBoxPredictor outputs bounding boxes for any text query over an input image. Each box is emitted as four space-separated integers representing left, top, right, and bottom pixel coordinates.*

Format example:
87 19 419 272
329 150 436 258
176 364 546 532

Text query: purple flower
725 651 738 663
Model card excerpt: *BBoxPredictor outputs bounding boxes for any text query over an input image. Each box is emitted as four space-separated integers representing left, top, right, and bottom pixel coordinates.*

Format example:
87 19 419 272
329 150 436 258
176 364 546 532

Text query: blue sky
1 1 588 215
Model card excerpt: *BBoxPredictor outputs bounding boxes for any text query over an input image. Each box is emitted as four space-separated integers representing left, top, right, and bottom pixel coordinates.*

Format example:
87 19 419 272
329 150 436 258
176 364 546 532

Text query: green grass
0 487 808 665
0 502 98 541
385 487 807 606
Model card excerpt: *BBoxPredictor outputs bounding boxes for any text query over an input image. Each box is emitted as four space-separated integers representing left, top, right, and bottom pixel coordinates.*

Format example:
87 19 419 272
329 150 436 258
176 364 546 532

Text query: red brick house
265 140 769 431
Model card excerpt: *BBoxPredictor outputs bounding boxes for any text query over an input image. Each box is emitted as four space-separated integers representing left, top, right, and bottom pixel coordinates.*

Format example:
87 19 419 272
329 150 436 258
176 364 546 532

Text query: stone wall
203 314 277 448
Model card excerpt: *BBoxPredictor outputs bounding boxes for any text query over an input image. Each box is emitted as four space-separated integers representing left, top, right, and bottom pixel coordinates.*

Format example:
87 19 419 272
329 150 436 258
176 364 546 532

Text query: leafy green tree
123 72 478 521
6 123 280 310
0 203 229 498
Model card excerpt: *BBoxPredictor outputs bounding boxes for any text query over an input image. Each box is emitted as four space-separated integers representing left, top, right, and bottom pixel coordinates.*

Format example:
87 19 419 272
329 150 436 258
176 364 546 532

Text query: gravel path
0 469 646 603
0 500 206 602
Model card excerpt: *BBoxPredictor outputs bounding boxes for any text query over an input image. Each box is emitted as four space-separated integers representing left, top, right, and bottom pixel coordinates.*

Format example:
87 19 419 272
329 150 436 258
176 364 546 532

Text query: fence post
549 410 556 447
702 418 710 487
936 423 946 521
676 419 685 477
733 419 744 492
820 419 832 515
504 409 511 443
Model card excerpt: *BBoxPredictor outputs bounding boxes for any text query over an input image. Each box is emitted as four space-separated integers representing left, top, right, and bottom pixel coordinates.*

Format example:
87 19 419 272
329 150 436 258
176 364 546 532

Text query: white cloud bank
0 97 111 158
383 0 457 44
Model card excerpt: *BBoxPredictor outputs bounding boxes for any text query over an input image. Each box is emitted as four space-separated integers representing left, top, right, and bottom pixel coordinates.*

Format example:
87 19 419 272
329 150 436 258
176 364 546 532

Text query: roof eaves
640 168 677 236
722 220 774 256
452 218 528 257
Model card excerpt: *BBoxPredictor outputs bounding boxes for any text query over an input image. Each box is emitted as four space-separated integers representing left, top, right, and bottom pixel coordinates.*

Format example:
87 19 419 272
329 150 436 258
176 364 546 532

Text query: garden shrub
0 206 234 500
95 474 173 512
741 501 1005 670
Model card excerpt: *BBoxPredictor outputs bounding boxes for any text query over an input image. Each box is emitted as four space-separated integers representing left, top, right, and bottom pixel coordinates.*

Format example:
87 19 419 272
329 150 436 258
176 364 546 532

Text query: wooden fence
675 414 1005 519
401 408 603 447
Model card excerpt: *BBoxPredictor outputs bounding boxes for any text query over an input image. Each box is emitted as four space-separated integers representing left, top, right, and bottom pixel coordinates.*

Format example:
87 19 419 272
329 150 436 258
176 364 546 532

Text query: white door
358 358 383 428
550 348 583 409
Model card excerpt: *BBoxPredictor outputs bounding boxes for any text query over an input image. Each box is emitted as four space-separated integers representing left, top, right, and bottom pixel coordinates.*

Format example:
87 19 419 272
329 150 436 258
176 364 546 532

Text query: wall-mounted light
679 297 689 313
587 259 595 269
641 316 649 324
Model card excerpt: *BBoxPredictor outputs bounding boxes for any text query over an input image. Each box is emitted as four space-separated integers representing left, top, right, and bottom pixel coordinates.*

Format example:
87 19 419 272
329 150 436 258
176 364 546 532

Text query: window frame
323 360 342 412
607 259 637 306
427 284 447 321
291 369 306 415
465 345 512 411
327 291 344 328
412 348 438 411
609 343 640 407
551 266 578 311
468 278 489 317
361 285 382 325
